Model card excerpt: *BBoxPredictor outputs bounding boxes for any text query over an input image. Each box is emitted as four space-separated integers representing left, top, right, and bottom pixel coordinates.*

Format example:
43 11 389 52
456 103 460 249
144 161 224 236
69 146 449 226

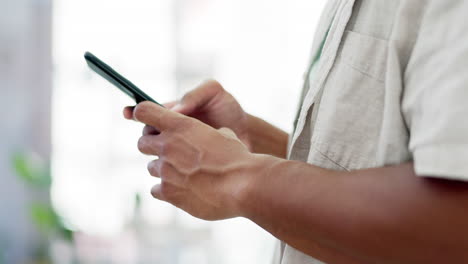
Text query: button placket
289 0 358 160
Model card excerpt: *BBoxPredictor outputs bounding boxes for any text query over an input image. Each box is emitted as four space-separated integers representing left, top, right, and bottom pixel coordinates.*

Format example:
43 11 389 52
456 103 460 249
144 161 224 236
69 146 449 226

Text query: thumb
173 80 224 114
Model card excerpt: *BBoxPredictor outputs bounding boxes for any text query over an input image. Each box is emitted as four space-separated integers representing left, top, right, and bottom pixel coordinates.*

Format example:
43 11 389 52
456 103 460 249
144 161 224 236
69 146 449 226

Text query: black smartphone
84 51 163 106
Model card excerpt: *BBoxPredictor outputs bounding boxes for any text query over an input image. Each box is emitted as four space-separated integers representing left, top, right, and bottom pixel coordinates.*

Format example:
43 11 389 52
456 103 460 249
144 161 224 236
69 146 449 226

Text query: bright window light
52 0 326 263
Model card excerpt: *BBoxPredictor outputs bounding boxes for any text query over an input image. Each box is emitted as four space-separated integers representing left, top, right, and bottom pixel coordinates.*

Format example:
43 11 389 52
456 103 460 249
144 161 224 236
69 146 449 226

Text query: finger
138 134 164 156
151 184 164 201
133 101 192 131
123 106 135 120
147 159 184 186
143 125 160 136
151 182 182 205
218 127 238 139
163 101 179 109
174 79 224 114
147 159 162 178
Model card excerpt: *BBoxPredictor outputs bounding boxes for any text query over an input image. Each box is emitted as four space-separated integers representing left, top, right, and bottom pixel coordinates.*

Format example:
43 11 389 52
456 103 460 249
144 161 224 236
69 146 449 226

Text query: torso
278 0 428 263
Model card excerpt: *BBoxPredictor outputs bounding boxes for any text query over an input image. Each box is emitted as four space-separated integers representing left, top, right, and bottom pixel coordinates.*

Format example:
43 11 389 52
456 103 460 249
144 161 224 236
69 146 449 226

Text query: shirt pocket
309 30 389 170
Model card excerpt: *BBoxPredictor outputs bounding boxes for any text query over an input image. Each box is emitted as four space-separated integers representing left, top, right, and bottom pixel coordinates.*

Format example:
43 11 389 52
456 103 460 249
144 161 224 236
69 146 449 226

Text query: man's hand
124 80 289 158
126 101 257 220
125 80 252 149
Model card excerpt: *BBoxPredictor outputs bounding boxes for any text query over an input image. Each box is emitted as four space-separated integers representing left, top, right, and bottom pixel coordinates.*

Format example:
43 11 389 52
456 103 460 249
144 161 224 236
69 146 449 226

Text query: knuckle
159 182 173 199
158 162 172 179
183 80 224 103
205 79 223 92
181 90 195 103
159 162 171 176
159 140 171 156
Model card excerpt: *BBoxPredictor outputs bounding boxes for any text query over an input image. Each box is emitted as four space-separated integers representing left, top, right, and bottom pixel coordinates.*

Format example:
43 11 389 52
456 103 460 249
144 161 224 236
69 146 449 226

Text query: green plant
12 151 73 241
12 151 74 264
12 152 51 188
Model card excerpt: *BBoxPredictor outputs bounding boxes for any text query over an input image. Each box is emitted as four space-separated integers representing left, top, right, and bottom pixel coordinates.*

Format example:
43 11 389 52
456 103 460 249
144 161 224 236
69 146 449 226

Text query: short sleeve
403 0 468 181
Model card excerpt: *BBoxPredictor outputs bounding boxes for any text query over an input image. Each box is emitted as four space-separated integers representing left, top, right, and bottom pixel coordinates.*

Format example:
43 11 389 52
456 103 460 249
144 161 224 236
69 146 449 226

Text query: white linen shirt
276 0 468 263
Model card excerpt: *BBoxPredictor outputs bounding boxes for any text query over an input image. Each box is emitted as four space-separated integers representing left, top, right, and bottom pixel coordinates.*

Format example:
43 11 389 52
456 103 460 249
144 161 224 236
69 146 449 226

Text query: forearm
246 114 288 158
241 157 468 264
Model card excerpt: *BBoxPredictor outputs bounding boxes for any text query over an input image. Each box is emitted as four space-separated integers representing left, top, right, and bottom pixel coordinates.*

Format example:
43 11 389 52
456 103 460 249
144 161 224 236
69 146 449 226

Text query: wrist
234 153 284 218
243 114 289 158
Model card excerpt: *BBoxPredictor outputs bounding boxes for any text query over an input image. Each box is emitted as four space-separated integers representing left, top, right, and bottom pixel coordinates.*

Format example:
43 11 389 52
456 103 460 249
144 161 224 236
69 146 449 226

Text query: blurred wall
0 0 52 262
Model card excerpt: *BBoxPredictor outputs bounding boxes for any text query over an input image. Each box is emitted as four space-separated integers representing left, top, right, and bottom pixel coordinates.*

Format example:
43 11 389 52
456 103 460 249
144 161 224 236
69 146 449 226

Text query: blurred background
0 0 326 263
